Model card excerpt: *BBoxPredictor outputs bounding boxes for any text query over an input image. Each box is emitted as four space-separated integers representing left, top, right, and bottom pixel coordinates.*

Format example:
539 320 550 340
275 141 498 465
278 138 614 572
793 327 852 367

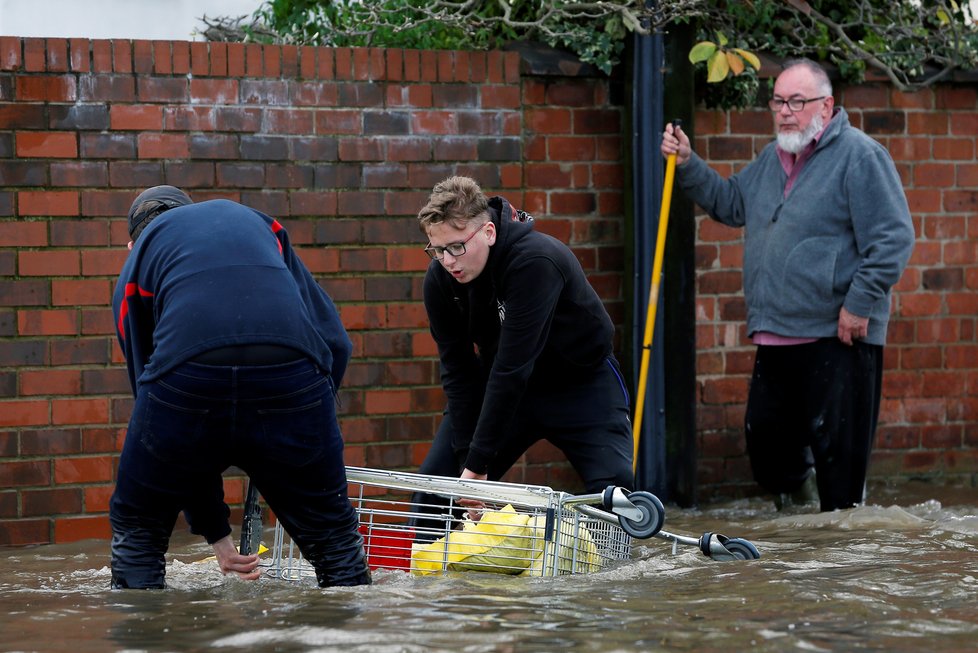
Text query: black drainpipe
629 15 697 505
629 23 667 496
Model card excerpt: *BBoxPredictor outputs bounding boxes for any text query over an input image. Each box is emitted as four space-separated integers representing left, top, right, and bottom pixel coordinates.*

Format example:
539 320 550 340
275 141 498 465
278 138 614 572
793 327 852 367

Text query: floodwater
2 481 977 653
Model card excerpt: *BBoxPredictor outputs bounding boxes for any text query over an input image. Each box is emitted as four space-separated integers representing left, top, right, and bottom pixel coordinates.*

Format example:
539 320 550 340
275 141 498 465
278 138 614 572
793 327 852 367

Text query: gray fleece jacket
677 108 914 346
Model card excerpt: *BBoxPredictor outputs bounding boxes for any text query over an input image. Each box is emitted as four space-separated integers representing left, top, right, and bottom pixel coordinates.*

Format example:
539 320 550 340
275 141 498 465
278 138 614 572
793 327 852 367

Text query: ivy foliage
199 0 978 107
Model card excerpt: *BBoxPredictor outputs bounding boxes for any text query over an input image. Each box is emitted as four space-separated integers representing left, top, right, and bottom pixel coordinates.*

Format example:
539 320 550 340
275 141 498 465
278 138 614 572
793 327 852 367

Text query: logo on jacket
497 299 506 323
512 208 534 224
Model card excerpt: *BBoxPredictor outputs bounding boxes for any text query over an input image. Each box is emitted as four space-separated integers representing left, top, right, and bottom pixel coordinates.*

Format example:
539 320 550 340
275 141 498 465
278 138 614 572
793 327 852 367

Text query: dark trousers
411 357 634 536
109 359 370 589
744 338 883 511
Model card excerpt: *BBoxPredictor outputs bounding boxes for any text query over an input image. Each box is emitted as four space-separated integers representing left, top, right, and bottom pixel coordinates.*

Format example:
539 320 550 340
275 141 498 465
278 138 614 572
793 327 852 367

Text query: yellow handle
632 149 678 472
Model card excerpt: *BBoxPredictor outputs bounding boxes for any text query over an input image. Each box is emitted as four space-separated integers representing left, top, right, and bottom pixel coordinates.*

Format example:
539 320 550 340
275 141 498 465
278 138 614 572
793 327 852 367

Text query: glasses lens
788 98 804 111
769 99 784 111
445 243 466 257
424 246 440 260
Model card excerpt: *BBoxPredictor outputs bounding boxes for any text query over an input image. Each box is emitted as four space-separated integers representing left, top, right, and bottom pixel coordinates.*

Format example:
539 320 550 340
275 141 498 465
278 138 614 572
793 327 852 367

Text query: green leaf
707 50 730 82
689 41 718 63
717 32 729 47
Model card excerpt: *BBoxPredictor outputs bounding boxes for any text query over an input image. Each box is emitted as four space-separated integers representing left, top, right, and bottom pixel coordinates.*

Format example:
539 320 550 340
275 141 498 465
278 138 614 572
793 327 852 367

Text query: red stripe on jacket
117 282 154 341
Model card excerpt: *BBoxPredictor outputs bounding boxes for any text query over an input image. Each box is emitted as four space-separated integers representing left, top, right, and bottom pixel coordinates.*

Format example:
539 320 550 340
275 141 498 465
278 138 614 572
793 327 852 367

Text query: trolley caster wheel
723 538 761 560
618 491 665 539
699 532 761 561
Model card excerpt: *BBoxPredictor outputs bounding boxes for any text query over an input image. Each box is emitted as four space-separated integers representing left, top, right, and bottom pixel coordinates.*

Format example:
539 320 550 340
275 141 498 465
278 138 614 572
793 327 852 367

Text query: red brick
932 137 974 160
0 459 51 485
21 428 82 455
190 78 238 104
897 293 941 318
0 220 46 247
240 43 260 76
16 75 76 101
53 515 111 543
17 190 79 216
82 427 125 453
68 38 89 72
53 455 113 484
137 133 189 159
20 369 82 396
0 520 50 546
23 488 83 517
110 104 163 130
50 161 108 187
701 377 750 404
907 112 947 134
84 485 114 513
1 36 22 70
368 47 386 80
112 40 133 73
262 44 281 77
950 113 978 136
51 279 112 306
170 41 190 74
131 39 152 73
210 42 229 76
91 40 111 72
913 163 956 188
17 250 80 276
15 131 77 158
411 111 456 135
51 398 110 426
888 137 931 161
18 309 79 336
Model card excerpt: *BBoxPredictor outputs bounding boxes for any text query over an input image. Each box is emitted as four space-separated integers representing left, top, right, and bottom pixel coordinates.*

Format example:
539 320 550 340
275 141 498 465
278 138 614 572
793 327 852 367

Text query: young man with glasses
660 59 914 512
412 176 634 523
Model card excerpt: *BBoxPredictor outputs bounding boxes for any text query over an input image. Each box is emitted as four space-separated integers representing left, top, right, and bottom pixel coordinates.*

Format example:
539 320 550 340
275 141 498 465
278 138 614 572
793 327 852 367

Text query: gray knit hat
127 185 193 239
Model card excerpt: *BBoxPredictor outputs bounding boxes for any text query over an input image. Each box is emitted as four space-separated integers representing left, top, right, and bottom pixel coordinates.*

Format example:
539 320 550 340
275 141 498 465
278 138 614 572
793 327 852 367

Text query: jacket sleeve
677 151 751 228
276 225 353 387
112 255 157 397
464 255 565 474
842 146 916 317
181 475 232 545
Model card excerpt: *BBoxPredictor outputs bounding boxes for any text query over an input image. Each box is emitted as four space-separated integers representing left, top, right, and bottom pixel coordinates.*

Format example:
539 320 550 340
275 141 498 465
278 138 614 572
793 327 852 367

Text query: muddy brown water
2 481 976 652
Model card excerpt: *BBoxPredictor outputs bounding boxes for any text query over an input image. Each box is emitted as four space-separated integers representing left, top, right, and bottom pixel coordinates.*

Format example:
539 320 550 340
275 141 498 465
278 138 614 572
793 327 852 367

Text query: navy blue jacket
113 199 352 394
423 197 616 474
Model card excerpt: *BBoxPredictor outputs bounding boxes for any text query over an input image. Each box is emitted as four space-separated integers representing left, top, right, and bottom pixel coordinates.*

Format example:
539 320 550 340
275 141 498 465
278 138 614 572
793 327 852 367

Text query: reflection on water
2 481 977 652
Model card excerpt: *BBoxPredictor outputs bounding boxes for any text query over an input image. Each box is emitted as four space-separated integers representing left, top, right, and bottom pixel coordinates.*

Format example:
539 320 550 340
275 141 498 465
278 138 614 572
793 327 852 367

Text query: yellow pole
632 124 679 472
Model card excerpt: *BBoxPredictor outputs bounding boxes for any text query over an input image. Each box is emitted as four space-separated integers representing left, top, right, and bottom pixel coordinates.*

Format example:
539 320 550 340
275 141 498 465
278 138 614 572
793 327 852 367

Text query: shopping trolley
264 466 759 581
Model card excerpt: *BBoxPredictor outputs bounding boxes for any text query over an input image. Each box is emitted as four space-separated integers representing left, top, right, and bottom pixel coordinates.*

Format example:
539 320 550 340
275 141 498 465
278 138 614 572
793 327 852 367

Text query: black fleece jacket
423 196 615 474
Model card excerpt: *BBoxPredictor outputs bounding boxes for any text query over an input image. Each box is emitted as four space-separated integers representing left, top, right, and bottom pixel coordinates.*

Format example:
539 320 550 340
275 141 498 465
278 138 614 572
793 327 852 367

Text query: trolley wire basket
267 467 634 580
263 466 760 582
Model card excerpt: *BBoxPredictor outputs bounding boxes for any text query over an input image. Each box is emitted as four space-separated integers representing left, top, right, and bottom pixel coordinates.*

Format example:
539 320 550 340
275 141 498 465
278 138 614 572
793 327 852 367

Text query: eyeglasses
768 96 826 112
424 224 485 260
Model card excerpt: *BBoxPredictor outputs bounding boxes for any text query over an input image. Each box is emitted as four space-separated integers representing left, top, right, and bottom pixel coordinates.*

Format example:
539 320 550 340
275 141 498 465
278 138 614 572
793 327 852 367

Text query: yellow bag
411 504 535 575
520 515 599 577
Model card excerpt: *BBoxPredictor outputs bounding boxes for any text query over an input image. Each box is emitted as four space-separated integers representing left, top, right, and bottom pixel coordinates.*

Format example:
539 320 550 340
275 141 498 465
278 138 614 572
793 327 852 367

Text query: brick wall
1 36 975 545
0 37 625 545
693 83 978 500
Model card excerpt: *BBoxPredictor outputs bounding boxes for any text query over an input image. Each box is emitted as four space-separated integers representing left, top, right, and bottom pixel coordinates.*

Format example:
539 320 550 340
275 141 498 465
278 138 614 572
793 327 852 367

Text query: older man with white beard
660 58 914 512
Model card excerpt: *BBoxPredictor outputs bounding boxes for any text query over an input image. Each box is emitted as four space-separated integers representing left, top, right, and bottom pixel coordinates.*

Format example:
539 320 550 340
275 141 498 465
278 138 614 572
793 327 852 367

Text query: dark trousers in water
744 338 883 511
411 357 634 538
109 358 370 589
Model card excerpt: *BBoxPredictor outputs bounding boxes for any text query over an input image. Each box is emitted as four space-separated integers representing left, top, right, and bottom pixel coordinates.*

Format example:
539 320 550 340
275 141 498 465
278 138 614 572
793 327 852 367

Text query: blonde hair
417 176 490 233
